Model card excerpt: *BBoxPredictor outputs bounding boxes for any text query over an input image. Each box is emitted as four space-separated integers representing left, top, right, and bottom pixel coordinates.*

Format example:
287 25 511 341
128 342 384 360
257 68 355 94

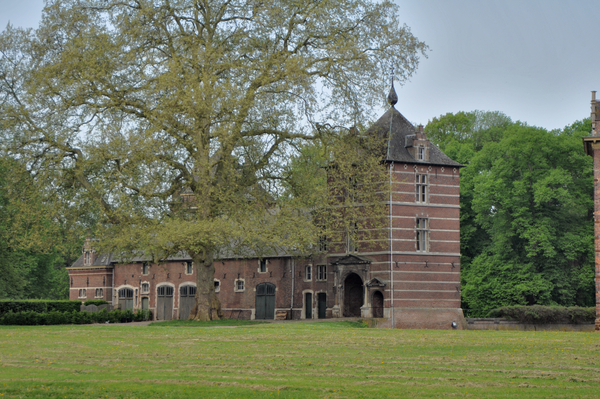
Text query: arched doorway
343 273 363 317
179 285 196 320
372 291 384 318
255 283 276 320
118 288 133 310
156 285 174 320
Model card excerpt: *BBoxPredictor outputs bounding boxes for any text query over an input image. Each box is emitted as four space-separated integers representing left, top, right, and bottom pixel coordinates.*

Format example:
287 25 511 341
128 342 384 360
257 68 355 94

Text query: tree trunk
189 250 223 321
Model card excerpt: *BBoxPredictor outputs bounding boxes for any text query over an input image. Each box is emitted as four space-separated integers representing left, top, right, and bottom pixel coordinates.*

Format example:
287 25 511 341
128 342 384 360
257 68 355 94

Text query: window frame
185 261 193 275
234 278 245 292
416 218 428 252
346 221 359 253
317 265 327 281
416 174 428 203
142 263 149 275
417 145 425 160
78 288 87 298
259 259 268 273
95 288 103 298
305 264 312 282
141 282 150 294
214 279 221 293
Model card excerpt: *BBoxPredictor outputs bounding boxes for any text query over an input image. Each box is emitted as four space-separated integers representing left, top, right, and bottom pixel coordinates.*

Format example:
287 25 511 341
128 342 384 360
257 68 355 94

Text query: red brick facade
583 91 600 331
68 105 465 329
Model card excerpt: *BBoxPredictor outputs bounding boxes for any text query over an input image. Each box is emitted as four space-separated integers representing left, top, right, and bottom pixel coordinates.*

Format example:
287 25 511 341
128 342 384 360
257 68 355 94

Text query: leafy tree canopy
0 0 426 319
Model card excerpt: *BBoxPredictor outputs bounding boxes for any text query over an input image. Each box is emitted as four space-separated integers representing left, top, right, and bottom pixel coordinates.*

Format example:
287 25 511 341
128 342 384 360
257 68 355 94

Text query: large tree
459 122 594 309
0 0 426 319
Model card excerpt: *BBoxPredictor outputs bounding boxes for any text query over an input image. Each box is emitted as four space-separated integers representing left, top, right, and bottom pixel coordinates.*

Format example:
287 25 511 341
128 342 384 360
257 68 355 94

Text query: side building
581 90 600 332
67 91 465 329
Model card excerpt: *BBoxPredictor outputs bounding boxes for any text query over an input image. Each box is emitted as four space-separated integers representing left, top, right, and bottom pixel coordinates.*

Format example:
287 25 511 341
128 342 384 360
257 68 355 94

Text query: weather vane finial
387 66 398 107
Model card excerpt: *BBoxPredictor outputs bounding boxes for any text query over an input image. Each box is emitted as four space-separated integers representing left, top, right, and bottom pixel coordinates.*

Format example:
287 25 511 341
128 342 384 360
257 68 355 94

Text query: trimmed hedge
0 309 153 325
83 299 109 306
487 306 595 324
0 300 81 315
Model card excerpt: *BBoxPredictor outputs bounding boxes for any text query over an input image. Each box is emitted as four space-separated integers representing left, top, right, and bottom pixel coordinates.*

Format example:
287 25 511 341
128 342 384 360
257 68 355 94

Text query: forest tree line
0 111 594 308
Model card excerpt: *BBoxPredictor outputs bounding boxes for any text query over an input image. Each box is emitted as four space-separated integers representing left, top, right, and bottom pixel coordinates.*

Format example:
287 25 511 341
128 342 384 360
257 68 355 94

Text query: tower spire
387 69 398 107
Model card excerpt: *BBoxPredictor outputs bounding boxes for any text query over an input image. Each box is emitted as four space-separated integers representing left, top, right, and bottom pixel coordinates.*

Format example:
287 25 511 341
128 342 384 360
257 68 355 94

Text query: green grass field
0 320 598 398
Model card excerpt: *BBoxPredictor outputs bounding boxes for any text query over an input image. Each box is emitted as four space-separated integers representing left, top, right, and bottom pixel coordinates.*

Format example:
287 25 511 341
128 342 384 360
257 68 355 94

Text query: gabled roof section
330 254 372 265
367 107 463 167
69 253 114 269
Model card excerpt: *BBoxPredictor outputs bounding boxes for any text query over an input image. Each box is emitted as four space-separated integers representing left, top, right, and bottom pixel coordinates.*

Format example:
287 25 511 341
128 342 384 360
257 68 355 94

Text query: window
347 222 359 253
305 265 312 281
142 263 149 275
259 259 267 273
214 280 220 293
234 279 245 292
318 234 328 252
84 252 91 266
416 174 427 203
186 262 193 275
417 145 425 160
317 265 327 281
416 218 428 252
95 288 103 298
78 289 87 298
141 282 149 293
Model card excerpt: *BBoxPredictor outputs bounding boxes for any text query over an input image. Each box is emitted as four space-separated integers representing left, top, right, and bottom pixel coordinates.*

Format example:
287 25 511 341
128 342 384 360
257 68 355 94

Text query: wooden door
305 293 312 319
179 285 196 320
157 286 174 320
255 283 276 320
372 291 384 318
317 293 327 319
118 288 133 310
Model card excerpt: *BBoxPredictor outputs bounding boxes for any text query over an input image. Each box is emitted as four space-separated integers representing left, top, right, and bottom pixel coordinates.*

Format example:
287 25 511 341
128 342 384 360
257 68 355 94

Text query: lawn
0 320 598 398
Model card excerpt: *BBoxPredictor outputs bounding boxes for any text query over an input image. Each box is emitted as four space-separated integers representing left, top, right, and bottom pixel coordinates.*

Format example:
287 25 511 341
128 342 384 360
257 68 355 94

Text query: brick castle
68 88 465 329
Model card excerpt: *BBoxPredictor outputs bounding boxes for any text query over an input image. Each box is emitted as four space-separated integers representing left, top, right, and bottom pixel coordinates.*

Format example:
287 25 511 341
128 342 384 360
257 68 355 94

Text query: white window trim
214 279 221 293
304 264 313 282
184 261 193 275
316 265 327 281
416 173 428 203
258 259 268 274
416 218 429 252
141 282 150 294
234 278 245 292
78 288 87 298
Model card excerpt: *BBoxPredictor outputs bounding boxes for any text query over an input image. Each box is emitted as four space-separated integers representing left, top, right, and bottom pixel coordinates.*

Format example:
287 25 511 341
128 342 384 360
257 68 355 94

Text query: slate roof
69 253 115 268
367 107 463 167
69 247 297 268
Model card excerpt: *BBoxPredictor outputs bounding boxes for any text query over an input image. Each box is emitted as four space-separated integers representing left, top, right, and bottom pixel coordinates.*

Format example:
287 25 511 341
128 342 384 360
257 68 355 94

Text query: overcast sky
1 0 597 131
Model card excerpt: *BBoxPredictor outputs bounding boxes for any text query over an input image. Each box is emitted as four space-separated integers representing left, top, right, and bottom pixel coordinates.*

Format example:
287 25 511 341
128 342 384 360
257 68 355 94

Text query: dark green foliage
83 299 109 306
488 306 596 324
0 300 80 315
46 300 81 313
427 112 595 309
0 308 150 325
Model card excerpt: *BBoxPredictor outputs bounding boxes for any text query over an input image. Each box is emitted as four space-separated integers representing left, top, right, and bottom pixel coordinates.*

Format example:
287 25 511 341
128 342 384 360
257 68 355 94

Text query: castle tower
327 83 465 329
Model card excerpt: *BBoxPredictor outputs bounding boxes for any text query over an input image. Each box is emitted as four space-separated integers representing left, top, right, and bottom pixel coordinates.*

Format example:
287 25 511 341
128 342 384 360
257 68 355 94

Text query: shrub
134 309 152 321
0 300 81 315
46 300 81 313
488 306 596 324
83 299 109 307
0 308 148 325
